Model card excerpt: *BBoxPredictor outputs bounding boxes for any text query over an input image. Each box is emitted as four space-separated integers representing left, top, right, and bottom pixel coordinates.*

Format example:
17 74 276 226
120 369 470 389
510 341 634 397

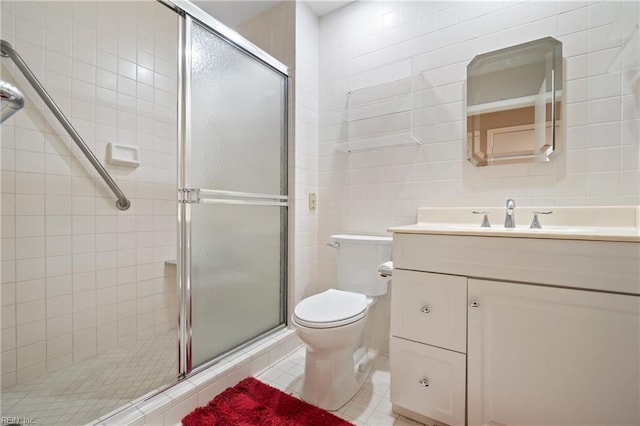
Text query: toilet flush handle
326 241 340 249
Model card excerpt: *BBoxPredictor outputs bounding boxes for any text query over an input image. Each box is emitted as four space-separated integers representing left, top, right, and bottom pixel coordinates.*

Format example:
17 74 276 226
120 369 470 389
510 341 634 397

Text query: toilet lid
293 289 368 329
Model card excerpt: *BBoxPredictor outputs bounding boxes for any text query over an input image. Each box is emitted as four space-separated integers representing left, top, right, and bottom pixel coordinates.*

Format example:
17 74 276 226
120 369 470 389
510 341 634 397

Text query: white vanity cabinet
390 232 640 426
390 270 467 426
467 278 639 426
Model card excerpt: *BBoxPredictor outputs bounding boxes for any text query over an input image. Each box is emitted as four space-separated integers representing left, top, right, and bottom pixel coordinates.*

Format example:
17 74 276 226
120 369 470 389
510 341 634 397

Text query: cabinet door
391 337 466 426
391 269 467 353
468 279 640 426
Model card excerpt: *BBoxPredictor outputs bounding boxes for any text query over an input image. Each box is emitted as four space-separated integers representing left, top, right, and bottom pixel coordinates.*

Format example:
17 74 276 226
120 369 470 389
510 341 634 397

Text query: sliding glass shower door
178 16 288 374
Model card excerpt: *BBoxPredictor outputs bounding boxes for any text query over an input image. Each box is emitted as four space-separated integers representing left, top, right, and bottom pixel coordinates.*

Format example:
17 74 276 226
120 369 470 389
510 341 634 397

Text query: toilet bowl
292 234 392 411
292 289 373 411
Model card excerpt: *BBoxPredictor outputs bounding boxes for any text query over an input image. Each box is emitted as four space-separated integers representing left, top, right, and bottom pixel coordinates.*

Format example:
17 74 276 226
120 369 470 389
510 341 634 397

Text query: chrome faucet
504 199 516 228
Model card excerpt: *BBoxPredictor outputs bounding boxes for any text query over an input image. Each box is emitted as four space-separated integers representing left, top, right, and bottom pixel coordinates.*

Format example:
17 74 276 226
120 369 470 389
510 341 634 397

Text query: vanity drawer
390 337 466 426
391 269 467 353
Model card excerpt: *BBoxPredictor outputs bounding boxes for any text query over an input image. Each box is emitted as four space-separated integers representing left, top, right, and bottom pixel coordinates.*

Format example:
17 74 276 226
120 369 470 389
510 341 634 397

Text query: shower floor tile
1 330 177 426
256 348 425 426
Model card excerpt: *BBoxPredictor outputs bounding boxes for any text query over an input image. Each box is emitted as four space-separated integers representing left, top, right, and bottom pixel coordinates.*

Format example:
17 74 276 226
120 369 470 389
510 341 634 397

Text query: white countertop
388 223 640 242
388 206 640 242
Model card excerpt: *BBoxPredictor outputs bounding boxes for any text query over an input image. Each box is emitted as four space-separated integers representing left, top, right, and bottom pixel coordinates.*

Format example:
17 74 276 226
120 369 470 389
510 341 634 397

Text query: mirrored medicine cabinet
466 37 563 166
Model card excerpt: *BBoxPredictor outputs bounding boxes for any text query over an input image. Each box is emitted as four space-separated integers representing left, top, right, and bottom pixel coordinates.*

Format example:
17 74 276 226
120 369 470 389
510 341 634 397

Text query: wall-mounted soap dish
107 143 140 167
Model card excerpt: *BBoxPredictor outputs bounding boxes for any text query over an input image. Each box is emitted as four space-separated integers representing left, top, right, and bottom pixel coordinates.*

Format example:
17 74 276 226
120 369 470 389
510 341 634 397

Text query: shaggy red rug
182 377 353 426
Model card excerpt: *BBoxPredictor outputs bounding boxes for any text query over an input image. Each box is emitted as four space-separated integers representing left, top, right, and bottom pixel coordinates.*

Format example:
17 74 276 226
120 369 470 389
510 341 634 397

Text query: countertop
388 223 640 242
388 206 640 243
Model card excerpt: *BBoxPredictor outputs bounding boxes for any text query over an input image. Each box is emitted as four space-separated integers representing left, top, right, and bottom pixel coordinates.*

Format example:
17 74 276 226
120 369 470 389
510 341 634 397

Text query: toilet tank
331 234 392 297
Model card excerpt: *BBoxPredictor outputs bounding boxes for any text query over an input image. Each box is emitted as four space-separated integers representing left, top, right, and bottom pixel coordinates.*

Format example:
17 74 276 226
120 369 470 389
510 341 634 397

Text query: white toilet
291 234 392 411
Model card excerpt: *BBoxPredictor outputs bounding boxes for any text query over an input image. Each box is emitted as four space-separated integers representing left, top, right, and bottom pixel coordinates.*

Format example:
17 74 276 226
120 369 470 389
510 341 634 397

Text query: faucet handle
472 211 491 228
530 211 553 229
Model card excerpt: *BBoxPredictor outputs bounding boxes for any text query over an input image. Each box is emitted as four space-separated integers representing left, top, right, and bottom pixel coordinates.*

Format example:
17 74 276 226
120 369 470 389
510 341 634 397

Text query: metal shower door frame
167 0 290 378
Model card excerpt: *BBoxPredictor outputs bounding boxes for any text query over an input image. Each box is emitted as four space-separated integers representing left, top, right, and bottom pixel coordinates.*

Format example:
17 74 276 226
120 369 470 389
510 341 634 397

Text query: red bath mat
182 377 353 426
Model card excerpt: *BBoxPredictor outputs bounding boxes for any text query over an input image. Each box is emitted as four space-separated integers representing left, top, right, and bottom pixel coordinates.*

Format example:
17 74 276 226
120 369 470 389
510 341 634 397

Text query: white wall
237 2 321 310
236 1 296 68
0 0 178 387
318 0 640 354
293 3 320 305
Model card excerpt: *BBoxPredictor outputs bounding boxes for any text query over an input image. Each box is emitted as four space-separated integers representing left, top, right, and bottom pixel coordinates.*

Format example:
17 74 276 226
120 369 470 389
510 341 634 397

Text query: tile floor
1 330 176 426
2 334 423 426
256 347 425 426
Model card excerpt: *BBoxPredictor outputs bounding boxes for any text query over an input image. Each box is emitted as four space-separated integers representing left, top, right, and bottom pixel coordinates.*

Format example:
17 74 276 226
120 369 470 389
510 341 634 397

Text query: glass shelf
335 67 428 153
335 131 420 153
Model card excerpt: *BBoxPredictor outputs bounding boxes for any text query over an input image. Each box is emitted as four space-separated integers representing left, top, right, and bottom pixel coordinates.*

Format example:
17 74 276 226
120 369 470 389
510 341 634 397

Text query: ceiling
305 1 354 16
192 0 353 27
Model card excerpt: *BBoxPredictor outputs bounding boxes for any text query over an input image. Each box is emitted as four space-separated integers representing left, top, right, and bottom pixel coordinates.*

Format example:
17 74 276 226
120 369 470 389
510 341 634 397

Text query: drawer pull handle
420 306 430 314
418 378 430 387
469 300 480 308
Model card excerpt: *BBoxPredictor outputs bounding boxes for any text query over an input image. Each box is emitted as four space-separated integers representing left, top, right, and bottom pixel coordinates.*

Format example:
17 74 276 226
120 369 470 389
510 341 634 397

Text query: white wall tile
16 341 46 369
560 30 588 57
587 122 621 148
16 278 45 303
15 172 45 194
2 349 16 374
588 73 621 100
46 314 72 339
14 150 45 174
558 6 588 36
46 275 72 298
1 305 16 328
318 0 639 354
15 237 45 260
1 0 178 386
16 299 45 325
46 255 72 277
47 333 72 360
45 216 71 236
588 97 622 124
16 320 46 347
589 24 622 52
15 258 45 282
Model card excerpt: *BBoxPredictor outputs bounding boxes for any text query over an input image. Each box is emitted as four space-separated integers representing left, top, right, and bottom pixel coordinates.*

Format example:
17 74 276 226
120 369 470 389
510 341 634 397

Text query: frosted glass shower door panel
190 204 284 367
184 17 287 371
190 22 286 195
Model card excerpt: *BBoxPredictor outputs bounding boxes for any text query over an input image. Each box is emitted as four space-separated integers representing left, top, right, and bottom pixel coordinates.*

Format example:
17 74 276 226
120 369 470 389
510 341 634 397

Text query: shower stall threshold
90 328 301 426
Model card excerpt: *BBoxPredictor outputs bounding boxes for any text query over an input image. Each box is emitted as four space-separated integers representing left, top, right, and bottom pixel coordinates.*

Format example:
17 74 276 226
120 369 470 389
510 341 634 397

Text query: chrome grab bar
0 39 130 210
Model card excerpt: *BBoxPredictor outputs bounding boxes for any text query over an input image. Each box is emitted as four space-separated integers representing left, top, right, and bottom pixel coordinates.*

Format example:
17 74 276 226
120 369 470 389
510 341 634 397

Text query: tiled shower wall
0 0 178 387
317 1 640 354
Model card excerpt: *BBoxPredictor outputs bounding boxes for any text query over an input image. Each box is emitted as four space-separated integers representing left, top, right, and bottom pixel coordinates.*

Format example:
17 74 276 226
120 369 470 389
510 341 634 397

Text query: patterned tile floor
1 330 176 426
257 347 425 426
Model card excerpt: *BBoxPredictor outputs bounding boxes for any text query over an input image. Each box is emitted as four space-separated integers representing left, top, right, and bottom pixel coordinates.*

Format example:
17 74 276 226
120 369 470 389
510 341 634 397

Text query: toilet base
300 345 372 411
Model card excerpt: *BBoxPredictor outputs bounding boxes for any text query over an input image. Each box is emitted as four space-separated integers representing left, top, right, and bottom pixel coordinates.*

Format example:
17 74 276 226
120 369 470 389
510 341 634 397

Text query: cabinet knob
469 300 479 308
420 305 430 314
418 377 430 387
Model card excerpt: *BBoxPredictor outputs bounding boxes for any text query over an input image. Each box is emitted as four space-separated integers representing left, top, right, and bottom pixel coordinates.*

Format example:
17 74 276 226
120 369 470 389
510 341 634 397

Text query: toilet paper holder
377 261 393 278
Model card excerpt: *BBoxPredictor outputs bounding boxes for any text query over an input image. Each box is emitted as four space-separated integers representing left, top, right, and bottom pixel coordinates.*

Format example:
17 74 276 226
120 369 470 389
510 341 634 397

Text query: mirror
466 37 562 166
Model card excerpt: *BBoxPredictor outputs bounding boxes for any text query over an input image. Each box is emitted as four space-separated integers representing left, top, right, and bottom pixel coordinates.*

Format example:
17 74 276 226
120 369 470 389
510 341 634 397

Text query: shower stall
0 0 288 424
175 1 289 376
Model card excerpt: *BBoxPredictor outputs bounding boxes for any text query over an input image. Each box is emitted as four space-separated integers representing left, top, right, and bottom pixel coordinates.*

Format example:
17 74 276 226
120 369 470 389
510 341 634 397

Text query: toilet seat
293 289 368 329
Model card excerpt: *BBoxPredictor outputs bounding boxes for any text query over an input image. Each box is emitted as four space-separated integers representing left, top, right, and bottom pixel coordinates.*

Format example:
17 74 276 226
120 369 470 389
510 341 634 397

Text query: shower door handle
180 188 288 207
